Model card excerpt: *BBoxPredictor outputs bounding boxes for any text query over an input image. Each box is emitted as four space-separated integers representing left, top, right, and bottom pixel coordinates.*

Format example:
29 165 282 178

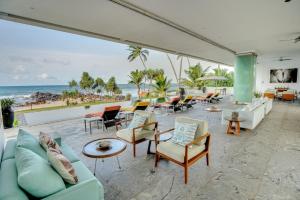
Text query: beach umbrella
198 76 227 90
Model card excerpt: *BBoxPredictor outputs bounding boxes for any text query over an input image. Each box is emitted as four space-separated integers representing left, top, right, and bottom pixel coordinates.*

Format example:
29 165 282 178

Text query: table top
145 132 173 141
224 116 245 122
205 107 222 112
82 138 127 158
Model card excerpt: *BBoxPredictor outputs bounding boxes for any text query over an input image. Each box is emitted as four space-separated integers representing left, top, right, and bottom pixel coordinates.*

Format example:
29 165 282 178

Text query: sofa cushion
16 129 47 159
60 143 80 163
116 128 153 143
157 141 206 163
69 161 96 185
2 139 16 161
47 147 78 184
0 131 4 163
171 122 198 146
15 147 66 198
0 159 29 200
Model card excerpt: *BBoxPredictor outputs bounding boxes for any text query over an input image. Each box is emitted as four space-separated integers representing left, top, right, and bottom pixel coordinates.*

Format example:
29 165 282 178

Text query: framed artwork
270 68 298 83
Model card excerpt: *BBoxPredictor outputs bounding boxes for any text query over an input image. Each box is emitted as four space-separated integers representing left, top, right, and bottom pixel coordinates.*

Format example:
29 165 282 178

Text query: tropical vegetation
128 69 145 98
153 74 172 97
181 64 210 89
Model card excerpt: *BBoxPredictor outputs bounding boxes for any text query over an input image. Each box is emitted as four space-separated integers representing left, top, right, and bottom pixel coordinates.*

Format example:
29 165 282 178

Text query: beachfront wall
234 54 257 103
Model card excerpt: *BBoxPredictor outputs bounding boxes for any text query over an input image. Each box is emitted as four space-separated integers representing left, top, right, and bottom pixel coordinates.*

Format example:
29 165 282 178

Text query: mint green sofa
0 131 104 200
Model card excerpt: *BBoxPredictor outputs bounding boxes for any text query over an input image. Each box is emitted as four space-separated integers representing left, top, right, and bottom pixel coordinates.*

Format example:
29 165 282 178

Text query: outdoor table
224 117 245 136
83 116 103 134
82 138 127 175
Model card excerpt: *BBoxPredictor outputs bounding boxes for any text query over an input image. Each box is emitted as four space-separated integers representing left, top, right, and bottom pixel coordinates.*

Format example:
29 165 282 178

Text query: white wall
256 64 300 93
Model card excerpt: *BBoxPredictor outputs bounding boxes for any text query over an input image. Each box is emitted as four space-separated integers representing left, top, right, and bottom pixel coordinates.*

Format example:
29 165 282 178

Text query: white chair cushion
157 140 205 163
134 110 157 131
116 128 154 143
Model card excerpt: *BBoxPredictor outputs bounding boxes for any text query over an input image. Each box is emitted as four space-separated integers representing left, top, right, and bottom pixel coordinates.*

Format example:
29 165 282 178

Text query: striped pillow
47 148 78 184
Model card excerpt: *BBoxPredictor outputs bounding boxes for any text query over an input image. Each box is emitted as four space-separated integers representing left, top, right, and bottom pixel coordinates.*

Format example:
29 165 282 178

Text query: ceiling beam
109 0 236 55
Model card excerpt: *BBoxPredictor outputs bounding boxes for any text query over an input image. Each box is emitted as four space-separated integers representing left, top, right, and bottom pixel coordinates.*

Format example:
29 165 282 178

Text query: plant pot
2 107 14 129
202 87 207 93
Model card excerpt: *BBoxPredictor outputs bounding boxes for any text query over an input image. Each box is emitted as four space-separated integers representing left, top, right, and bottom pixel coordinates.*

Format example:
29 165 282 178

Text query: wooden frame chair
155 117 211 184
116 110 158 157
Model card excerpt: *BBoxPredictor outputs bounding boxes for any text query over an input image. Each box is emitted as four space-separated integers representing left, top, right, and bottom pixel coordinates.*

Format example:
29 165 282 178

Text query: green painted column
234 53 257 103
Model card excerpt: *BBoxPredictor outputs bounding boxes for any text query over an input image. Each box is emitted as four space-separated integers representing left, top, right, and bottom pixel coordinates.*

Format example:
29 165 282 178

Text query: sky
0 19 233 86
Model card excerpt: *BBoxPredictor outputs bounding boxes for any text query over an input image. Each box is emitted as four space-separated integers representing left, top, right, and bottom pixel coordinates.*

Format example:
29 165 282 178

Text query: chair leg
184 164 188 184
206 153 210 166
133 143 136 157
155 153 160 167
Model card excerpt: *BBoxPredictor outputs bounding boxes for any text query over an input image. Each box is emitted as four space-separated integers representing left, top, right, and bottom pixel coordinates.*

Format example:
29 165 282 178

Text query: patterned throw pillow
47 147 78 184
171 122 198 146
39 132 61 152
128 114 147 133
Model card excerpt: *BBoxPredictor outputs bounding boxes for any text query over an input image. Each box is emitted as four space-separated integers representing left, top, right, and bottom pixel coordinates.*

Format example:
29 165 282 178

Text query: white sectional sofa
222 98 273 130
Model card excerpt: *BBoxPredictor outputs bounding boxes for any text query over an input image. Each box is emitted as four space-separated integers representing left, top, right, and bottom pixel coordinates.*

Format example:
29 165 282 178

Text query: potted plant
1 98 15 129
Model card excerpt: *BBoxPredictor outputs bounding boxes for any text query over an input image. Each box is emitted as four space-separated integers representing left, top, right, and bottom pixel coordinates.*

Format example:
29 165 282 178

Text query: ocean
0 84 138 104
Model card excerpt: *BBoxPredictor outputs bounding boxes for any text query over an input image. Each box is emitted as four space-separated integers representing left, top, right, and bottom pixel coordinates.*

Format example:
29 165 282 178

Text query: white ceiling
0 0 300 66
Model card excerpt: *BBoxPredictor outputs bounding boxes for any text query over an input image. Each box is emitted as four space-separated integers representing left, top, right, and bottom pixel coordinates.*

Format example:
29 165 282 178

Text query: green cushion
16 129 47 159
15 147 66 198
60 143 80 163
0 159 29 200
2 139 16 161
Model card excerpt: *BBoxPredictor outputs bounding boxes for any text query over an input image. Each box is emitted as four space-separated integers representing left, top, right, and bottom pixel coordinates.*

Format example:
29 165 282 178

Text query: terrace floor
5 98 300 200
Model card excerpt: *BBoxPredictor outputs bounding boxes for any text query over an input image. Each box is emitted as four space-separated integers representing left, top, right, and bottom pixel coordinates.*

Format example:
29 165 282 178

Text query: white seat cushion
116 128 154 143
157 140 205 163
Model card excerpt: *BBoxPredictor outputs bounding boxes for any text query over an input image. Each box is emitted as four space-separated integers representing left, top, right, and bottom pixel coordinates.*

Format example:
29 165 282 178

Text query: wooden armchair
116 110 158 157
155 117 211 184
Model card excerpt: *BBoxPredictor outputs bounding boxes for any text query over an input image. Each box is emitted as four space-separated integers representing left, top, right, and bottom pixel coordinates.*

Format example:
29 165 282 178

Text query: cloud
13 75 20 80
42 58 70 66
13 65 26 73
9 56 34 63
37 73 57 80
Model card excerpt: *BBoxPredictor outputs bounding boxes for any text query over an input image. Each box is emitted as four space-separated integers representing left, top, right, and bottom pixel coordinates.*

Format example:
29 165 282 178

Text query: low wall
24 101 130 126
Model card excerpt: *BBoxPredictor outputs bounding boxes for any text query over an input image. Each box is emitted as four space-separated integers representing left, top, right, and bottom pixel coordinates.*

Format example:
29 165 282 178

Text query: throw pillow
16 129 47 159
15 147 65 198
128 114 147 133
171 122 198 146
39 132 61 152
47 147 78 184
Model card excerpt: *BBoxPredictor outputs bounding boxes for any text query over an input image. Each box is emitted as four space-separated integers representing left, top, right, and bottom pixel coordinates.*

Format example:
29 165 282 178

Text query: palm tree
127 45 149 70
166 54 179 86
92 77 106 95
211 65 234 87
181 63 210 89
128 70 145 98
68 79 78 89
153 74 172 97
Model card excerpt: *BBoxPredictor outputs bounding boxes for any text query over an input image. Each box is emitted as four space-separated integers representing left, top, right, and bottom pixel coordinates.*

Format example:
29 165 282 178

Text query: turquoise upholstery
60 143 80 163
0 159 29 200
0 130 104 200
2 139 16 161
16 129 47 159
42 161 104 200
16 147 66 198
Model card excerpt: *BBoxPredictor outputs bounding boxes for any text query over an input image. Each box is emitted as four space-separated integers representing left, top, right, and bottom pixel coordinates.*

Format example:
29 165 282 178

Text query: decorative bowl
96 141 112 151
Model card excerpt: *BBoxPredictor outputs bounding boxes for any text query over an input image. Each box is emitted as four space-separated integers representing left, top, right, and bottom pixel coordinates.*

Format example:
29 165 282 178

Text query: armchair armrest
184 133 210 163
132 121 158 142
154 128 175 145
